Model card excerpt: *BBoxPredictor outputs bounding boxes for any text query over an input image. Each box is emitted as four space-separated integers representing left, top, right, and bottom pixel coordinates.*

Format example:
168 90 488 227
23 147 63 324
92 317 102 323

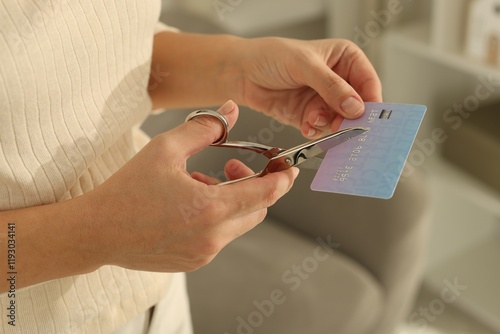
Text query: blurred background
143 0 500 333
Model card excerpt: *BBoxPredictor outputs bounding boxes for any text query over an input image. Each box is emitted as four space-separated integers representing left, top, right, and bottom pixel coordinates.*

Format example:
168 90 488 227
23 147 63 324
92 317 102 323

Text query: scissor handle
185 109 286 158
216 142 284 159
185 109 229 145
219 173 261 185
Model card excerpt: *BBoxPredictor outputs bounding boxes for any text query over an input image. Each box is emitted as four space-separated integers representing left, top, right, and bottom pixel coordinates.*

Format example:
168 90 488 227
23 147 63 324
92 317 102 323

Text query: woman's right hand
85 100 299 273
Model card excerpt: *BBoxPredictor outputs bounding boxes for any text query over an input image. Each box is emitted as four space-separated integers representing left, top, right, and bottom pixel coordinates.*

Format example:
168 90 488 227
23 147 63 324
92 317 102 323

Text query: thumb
305 61 365 119
169 100 239 159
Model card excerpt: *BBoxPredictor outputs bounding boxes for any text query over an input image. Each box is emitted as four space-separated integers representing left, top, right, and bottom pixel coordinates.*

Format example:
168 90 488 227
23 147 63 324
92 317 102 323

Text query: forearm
0 195 104 293
148 31 246 110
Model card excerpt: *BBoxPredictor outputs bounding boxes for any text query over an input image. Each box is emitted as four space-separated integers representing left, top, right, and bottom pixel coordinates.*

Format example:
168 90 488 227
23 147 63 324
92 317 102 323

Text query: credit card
310 102 427 199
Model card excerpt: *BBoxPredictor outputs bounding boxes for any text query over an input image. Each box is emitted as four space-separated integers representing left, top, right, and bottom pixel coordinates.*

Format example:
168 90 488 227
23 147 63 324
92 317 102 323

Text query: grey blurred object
181 109 430 334
442 102 500 194
145 3 431 333
142 107 430 334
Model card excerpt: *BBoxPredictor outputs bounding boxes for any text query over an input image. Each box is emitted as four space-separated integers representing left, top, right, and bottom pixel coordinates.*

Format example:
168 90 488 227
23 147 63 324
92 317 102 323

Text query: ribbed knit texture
0 1 180 333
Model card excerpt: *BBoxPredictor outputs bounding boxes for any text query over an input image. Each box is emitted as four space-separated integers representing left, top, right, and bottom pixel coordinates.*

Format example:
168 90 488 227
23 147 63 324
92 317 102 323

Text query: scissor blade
313 127 368 158
262 127 368 175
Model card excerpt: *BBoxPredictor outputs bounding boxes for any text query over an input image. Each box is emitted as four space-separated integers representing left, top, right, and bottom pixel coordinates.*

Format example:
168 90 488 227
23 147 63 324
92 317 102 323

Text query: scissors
186 110 368 185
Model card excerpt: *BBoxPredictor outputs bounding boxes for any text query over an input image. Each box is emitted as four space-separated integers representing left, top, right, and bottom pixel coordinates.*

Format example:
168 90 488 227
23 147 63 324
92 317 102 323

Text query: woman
0 1 381 333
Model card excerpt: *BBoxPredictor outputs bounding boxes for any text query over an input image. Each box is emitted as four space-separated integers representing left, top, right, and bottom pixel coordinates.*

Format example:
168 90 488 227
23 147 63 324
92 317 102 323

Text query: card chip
379 109 393 119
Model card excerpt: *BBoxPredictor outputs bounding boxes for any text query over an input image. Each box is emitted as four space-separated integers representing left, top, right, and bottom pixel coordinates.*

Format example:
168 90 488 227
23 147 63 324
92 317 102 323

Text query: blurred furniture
465 0 500 66
443 102 500 193
173 0 379 39
183 109 430 334
150 2 431 333
381 0 500 330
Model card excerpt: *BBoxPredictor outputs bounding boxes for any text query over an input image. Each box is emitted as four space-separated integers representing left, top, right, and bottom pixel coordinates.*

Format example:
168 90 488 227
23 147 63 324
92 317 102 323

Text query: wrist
0 194 107 292
149 31 249 109
44 196 107 276
67 191 113 271
220 36 250 105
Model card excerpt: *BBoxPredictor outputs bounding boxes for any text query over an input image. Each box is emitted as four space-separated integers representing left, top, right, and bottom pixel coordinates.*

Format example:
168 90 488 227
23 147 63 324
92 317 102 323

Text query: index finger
217 167 299 220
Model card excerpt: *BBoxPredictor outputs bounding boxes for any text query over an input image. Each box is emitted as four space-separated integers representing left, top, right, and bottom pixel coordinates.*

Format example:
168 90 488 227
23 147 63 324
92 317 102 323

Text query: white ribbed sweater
0 1 179 333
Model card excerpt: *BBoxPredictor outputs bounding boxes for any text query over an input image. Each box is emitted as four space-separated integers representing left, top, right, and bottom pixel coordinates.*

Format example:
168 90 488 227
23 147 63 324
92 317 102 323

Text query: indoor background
141 1 500 333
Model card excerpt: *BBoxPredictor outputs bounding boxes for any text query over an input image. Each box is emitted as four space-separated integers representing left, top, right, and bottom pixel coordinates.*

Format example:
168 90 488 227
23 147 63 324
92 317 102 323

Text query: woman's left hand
236 38 382 138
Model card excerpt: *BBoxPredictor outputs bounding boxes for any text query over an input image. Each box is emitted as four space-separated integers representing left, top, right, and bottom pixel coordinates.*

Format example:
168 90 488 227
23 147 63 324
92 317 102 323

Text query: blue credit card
310 102 427 199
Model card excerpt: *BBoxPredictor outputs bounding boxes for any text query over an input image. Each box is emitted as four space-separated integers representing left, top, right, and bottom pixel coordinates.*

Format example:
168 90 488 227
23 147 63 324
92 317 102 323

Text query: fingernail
341 97 364 117
307 128 317 138
314 115 328 127
218 100 235 115
292 167 300 179
227 160 240 174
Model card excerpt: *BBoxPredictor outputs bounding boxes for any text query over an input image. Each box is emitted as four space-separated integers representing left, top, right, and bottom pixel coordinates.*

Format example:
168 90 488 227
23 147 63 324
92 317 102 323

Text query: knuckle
340 39 358 50
189 239 221 269
191 117 223 144
192 117 215 131
151 132 177 154
202 201 224 225
328 79 351 100
198 238 222 257
263 186 281 207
